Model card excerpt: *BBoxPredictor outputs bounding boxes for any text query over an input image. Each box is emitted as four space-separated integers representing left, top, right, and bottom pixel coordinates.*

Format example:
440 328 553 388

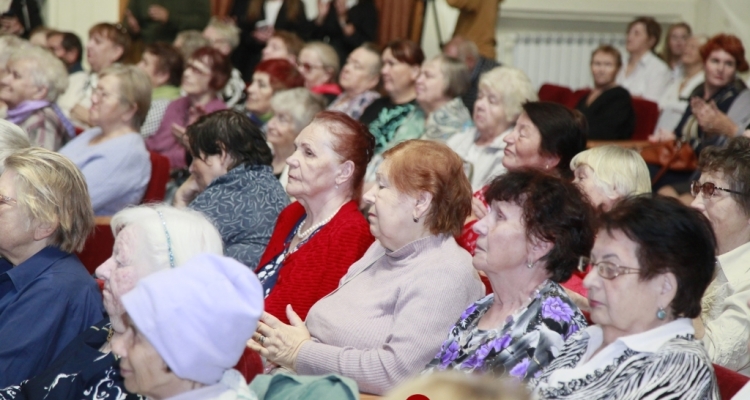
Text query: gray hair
570 145 652 198
302 41 340 78
174 30 210 60
110 205 224 272
99 64 153 130
8 46 69 102
0 35 30 69
270 88 326 132
206 17 240 51
0 120 31 174
478 66 538 123
429 54 470 98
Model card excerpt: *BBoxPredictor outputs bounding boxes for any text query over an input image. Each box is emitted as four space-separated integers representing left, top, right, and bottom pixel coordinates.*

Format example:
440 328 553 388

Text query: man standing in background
446 0 502 60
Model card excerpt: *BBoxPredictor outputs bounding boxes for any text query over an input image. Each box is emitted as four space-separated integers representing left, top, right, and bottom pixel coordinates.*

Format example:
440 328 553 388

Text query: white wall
422 0 750 65
45 0 120 68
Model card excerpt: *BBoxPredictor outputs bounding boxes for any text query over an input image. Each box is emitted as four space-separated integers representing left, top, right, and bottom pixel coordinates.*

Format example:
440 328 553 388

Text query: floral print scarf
424 280 587 380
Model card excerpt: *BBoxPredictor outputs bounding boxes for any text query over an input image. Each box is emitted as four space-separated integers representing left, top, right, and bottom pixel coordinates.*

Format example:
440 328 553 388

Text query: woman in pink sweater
249 140 484 395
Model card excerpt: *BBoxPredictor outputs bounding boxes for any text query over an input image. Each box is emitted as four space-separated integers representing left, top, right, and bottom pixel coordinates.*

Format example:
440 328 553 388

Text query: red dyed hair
190 46 232 91
382 140 472 237
700 34 749 72
312 111 375 202
385 39 425 66
254 59 305 91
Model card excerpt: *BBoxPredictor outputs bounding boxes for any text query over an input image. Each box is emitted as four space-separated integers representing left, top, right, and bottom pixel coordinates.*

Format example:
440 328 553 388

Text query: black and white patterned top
532 318 720 400
424 280 586 380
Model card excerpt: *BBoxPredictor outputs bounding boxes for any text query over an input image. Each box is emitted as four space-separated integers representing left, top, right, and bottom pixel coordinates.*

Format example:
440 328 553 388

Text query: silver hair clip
156 210 175 268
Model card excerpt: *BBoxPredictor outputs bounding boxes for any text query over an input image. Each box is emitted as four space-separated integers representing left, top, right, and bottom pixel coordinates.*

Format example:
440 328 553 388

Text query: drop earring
656 306 667 320
526 261 534 269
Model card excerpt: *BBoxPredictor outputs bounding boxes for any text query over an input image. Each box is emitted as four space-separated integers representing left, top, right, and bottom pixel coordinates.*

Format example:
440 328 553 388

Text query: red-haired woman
255 111 375 324
146 47 231 170
250 139 484 395
244 58 304 129
651 34 750 191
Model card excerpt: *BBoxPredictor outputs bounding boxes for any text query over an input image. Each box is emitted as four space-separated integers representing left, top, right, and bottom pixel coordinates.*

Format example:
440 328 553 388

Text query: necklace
296 204 345 239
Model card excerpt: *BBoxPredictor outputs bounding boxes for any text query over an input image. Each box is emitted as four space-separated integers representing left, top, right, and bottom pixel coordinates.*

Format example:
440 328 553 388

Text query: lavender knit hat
121 253 264 385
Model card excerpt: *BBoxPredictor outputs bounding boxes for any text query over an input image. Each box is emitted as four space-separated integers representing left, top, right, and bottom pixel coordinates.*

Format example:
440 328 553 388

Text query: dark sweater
575 86 635 140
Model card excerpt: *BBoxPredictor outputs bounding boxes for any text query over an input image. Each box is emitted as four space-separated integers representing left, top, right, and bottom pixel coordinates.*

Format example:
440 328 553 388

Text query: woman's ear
335 160 355 186
528 235 554 265
414 190 433 220
660 272 678 301
32 86 49 101
33 220 58 242
541 153 561 172
218 145 235 170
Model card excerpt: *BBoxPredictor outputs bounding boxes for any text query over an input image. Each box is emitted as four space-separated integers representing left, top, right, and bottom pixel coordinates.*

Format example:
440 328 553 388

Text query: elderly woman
250 139 484 395
261 30 304 64
245 58 304 129
616 16 671 102
298 41 342 101
360 40 423 154
266 88 326 184
0 148 102 387
571 146 651 211
690 137 750 375
58 23 130 128
59 65 151 216
575 45 635 140
328 43 382 120
1 46 74 150
405 54 471 143
655 35 706 133
425 170 594 378
137 42 184 138
533 195 719 398
113 254 262 400
447 66 537 191
0 205 224 398
173 110 288 269
146 46 231 170
255 111 374 323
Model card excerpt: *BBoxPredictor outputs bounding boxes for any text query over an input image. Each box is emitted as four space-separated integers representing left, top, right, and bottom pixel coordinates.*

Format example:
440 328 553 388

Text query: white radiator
497 32 627 91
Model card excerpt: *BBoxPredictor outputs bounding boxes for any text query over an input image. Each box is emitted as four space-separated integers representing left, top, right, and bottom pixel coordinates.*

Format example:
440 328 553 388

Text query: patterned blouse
425 280 586 380
532 319 719 400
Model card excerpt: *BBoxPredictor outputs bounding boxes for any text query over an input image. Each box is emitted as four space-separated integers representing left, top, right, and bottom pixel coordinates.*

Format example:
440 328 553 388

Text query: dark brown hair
599 195 716 318
189 46 232 91
385 39 425 66
627 17 662 51
485 169 596 282
698 136 750 216
144 43 184 87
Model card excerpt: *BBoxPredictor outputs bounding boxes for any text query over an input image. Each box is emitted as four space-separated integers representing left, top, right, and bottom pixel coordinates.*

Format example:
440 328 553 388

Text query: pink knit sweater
296 234 485 395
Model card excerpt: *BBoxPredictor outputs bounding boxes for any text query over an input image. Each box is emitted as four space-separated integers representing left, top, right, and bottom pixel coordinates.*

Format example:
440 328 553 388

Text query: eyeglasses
0 193 17 206
690 181 743 198
298 62 325 72
578 256 640 280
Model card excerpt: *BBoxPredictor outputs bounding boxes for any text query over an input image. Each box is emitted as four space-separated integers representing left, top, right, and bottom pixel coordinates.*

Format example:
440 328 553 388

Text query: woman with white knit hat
112 253 265 400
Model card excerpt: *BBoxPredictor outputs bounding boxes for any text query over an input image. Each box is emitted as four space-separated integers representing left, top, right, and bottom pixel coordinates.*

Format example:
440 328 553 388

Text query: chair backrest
567 89 591 109
142 151 171 204
714 363 749 399
631 97 659 140
235 347 264 383
538 84 574 105
76 217 115 275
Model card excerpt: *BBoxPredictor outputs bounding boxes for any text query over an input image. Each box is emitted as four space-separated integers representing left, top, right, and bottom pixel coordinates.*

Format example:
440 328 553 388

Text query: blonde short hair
570 145 652 198
0 120 31 174
4 148 94 253
99 64 152 130
270 88 326 132
383 371 530 400
9 46 69 102
302 41 340 79
111 205 223 272
478 66 538 123
206 17 240 51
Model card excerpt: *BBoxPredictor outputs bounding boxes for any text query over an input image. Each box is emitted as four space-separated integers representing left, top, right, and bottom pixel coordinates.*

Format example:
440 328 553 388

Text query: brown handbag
640 140 698 184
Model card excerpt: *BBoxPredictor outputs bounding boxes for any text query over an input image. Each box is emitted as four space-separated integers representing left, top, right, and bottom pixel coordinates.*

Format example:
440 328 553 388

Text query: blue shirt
59 128 151 216
189 164 288 269
0 247 104 387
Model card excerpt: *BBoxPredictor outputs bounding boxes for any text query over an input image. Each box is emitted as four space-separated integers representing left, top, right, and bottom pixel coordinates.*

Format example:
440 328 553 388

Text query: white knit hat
121 253 263 384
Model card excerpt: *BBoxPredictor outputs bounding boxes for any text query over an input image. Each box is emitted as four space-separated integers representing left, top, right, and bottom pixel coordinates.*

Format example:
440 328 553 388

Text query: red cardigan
256 200 374 324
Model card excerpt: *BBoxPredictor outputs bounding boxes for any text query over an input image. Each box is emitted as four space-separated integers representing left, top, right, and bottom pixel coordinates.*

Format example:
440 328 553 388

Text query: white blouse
655 71 705 133
616 51 673 102
702 241 750 375
446 127 510 191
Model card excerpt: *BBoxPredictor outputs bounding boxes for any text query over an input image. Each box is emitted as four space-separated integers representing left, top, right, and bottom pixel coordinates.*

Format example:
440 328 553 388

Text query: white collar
472 127 511 150
616 318 694 353
717 241 750 284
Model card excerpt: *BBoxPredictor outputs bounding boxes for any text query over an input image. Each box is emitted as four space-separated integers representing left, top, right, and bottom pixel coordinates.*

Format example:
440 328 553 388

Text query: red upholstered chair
76 217 115 275
714 363 749 399
630 97 659 140
235 347 264 383
538 84 574 105
142 151 171 204
567 89 591 109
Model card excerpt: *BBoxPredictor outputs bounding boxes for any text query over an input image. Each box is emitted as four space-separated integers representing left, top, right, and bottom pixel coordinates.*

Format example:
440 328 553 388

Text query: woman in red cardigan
256 111 375 323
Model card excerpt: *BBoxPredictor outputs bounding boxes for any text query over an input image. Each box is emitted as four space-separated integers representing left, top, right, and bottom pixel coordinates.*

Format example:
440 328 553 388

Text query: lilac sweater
296 234 484 395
